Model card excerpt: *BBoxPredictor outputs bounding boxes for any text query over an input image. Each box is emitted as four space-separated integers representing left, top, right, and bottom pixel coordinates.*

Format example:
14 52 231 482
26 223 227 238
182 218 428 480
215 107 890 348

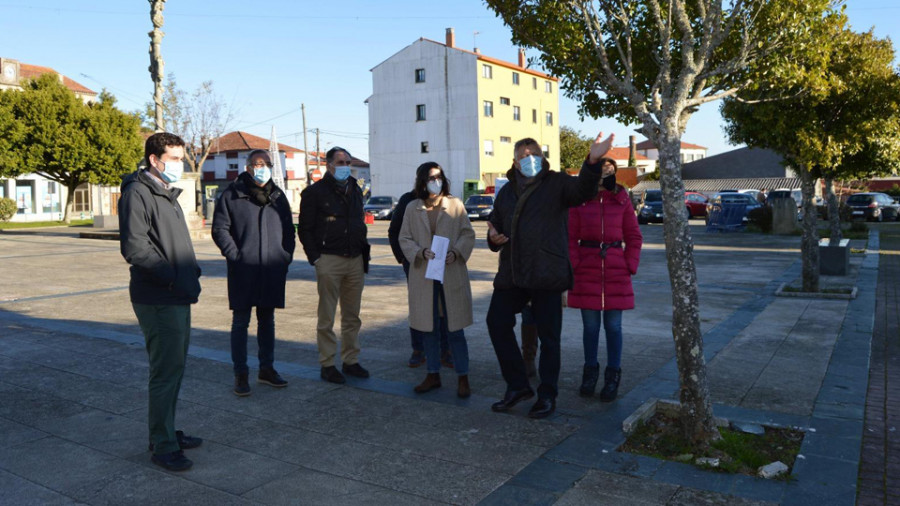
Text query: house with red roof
635 139 708 164
0 58 100 222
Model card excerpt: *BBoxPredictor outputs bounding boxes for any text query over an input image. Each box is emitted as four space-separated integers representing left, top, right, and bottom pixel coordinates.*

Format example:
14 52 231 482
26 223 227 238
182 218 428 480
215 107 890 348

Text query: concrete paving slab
33 409 147 458
554 469 680 505
68 466 254 505
0 416 48 449
0 469 78 505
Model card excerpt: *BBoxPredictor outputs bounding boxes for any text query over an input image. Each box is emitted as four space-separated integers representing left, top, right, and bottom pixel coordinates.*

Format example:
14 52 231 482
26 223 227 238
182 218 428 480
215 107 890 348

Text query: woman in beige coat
399 162 475 398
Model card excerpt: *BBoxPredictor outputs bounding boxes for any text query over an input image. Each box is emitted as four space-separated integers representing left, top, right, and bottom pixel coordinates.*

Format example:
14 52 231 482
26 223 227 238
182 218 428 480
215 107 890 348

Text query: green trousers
133 303 191 455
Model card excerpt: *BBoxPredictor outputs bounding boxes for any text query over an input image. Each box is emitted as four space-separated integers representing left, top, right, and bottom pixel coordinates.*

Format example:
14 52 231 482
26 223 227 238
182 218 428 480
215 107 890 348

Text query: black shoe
151 450 193 472
342 362 370 378
528 398 556 419
490 387 535 413
320 366 346 384
258 367 288 387
599 367 621 402
579 364 601 397
148 431 203 452
234 373 251 396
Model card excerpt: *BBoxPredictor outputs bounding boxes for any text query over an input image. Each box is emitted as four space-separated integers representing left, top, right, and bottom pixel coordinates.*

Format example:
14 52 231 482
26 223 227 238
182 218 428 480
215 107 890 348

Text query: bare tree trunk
657 134 719 447
825 177 842 245
148 0 166 133
62 181 77 225
799 167 819 292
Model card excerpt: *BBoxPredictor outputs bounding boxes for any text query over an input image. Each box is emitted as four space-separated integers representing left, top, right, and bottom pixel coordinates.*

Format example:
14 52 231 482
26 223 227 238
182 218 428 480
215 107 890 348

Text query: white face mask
427 179 443 196
158 159 183 183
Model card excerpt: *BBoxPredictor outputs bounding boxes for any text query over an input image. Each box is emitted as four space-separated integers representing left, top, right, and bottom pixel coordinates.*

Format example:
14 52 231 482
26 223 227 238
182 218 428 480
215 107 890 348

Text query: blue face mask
159 160 183 183
252 166 271 184
334 165 352 181
518 155 542 177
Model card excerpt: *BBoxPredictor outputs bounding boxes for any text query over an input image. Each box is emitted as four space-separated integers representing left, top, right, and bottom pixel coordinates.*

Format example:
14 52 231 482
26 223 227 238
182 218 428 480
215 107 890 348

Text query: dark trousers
231 306 276 375
403 261 448 354
132 303 191 455
486 288 563 399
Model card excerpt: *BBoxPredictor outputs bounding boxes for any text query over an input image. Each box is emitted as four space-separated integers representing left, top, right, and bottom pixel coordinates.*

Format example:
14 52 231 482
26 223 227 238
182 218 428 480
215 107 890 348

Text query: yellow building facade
476 56 560 187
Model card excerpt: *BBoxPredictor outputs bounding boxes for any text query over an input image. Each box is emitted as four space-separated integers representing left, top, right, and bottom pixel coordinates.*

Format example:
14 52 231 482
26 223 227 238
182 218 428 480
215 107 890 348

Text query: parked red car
685 191 709 218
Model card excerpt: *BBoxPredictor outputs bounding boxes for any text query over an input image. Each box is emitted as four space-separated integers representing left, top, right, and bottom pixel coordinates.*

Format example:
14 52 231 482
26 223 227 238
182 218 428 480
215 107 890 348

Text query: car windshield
465 196 493 205
720 194 752 204
847 195 874 204
644 191 662 202
366 197 393 205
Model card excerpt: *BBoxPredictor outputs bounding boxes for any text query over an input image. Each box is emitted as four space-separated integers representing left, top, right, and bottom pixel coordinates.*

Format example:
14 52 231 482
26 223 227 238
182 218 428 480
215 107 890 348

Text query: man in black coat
388 183 451 369
299 147 370 384
486 133 613 419
119 132 202 472
213 149 295 396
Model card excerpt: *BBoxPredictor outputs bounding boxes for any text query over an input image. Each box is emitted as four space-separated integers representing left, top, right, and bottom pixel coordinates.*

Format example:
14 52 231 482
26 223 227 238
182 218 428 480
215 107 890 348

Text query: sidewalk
0 222 888 505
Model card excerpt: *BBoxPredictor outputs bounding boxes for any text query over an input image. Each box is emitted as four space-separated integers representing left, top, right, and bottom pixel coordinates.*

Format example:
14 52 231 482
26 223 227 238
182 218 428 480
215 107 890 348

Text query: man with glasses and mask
119 132 202 471
299 147 371 384
213 149 295 396
485 133 613 419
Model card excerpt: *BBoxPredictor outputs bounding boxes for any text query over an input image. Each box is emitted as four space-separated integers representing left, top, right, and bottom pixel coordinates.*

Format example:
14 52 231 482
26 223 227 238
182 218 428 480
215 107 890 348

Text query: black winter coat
487 160 602 291
119 170 202 305
298 172 369 265
212 173 295 310
388 191 416 264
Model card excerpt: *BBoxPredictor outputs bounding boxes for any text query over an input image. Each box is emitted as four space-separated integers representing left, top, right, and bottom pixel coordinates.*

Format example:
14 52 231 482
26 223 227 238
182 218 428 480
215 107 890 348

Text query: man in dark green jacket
119 132 202 472
486 133 613 419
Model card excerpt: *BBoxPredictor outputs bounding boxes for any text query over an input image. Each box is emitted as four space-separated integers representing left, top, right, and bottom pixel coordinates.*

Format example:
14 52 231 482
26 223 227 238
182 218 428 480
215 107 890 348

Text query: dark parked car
364 196 397 220
637 190 665 224
845 192 900 222
705 192 762 225
464 194 495 220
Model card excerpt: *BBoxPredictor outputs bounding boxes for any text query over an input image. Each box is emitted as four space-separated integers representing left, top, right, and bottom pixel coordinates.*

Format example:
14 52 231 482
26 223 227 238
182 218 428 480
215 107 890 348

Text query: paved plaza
0 220 895 505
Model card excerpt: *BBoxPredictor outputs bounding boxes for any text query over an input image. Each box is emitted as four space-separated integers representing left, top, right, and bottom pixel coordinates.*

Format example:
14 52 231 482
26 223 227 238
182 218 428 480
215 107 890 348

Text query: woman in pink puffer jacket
567 157 642 401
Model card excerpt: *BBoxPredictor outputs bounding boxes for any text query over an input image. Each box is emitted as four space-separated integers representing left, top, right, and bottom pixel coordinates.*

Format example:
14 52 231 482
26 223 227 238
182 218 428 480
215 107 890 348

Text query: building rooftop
5 60 97 96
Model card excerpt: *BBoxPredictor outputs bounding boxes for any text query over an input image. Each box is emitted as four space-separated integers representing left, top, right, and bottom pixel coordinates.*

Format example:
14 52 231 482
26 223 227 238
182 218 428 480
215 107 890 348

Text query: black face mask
602 174 616 191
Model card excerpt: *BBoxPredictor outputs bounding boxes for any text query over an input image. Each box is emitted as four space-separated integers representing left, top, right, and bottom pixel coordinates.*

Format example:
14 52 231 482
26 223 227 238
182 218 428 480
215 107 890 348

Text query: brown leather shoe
457 375 471 398
414 373 441 393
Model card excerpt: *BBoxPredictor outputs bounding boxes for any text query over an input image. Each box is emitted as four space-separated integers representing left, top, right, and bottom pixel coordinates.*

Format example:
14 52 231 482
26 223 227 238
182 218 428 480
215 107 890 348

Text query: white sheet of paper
425 235 450 283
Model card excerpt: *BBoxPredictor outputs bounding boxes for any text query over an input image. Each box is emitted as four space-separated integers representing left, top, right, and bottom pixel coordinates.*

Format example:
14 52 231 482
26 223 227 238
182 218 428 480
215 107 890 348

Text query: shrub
883 184 900 197
849 221 868 234
747 205 773 233
0 198 16 222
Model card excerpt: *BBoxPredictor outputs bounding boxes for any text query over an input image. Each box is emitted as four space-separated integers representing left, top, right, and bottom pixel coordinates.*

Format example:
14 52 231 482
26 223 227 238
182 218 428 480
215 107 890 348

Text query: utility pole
301 103 309 185
316 128 320 167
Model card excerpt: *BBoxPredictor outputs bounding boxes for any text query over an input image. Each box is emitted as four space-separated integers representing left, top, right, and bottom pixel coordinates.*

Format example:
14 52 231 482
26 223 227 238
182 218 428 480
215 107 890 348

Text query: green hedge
0 198 16 222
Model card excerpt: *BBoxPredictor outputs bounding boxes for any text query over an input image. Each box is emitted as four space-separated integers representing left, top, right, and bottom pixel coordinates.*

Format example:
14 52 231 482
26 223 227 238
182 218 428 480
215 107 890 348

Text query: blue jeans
581 309 623 369
424 283 469 375
404 261 448 354
231 307 275 375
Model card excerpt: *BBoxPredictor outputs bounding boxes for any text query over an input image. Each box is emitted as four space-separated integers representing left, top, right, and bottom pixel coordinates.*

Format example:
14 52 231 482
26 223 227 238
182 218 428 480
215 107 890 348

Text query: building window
513 106 521 121
482 64 493 79
545 111 553 126
483 100 493 117
421 141 429 153
542 145 550 158
532 109 537 124
545 81 552 93
532 77 537 89
484 140 494 156
73 186 90 213
228 163 238 170
416 104 426 121
500 97 510 106
415 68 426 83
512 72 520 85
500 136 511 143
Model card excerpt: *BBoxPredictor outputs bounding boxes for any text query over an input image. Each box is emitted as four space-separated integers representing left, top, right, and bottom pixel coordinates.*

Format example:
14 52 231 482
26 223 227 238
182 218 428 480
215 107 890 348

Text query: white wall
1 175 68 222
369 40 480 199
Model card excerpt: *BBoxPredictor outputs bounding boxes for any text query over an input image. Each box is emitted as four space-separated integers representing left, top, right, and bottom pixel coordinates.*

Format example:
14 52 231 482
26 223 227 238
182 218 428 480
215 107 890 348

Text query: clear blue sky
1 1 898 160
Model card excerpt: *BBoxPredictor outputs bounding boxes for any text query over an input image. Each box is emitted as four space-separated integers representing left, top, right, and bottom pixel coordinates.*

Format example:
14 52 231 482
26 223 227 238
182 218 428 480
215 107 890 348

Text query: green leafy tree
723 27 900 291
0 74 143 223
560 126 592 170
485 0 838 446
